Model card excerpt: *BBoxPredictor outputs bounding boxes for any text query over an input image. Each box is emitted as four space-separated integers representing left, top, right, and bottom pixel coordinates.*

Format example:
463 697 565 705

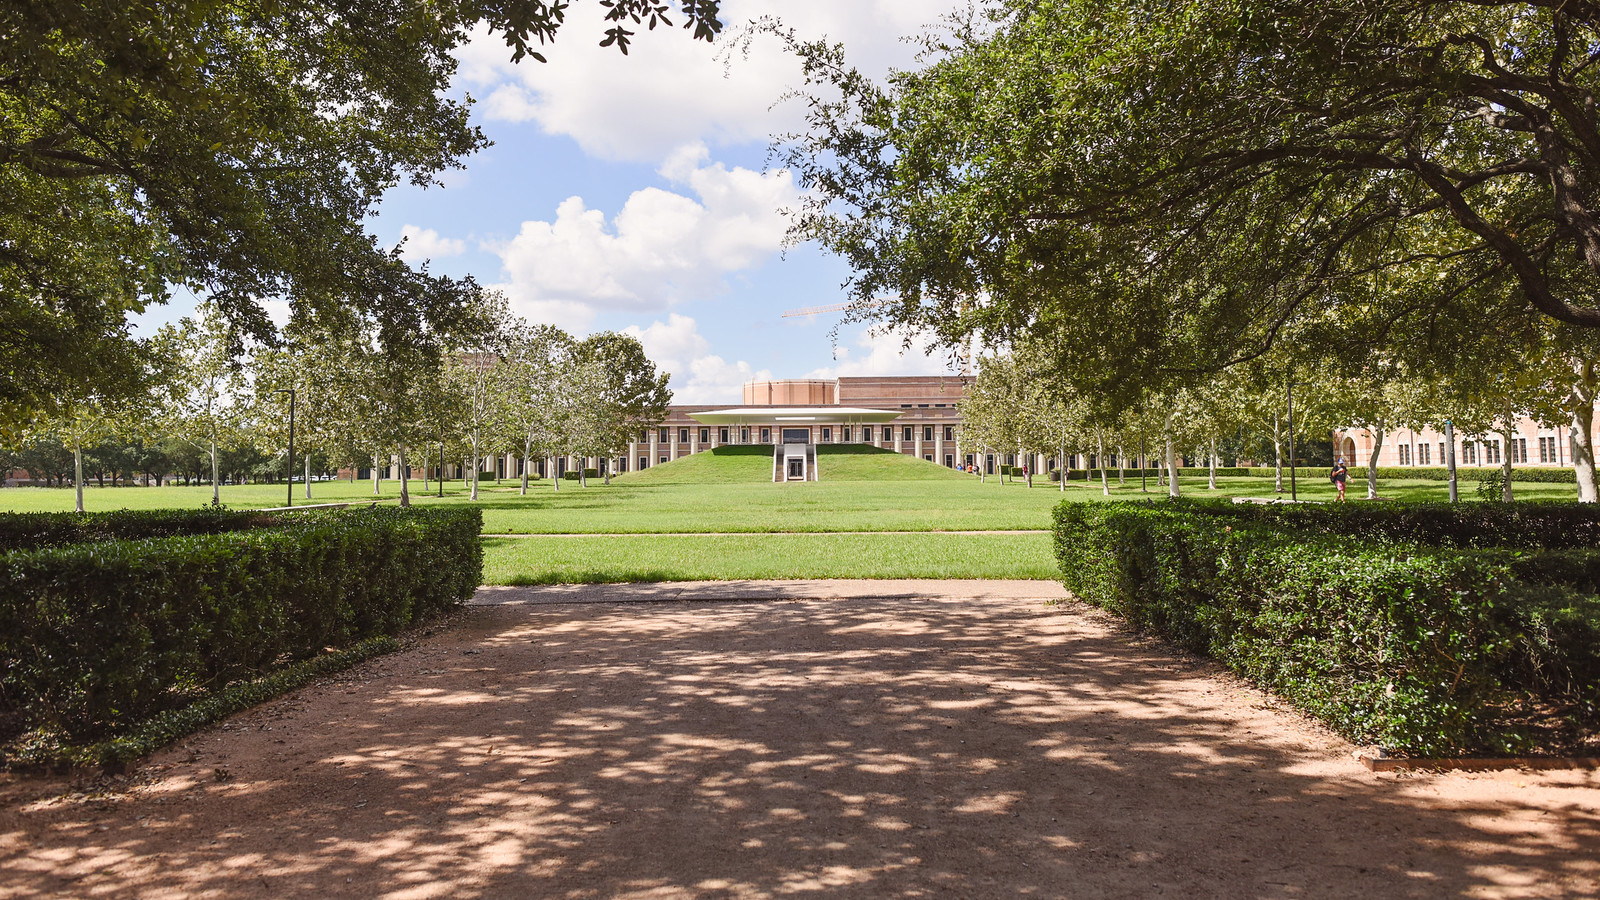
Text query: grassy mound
619 443 967 485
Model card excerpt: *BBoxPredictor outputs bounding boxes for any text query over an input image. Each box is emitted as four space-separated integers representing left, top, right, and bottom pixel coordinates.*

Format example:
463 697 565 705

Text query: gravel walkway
2 582 1596 898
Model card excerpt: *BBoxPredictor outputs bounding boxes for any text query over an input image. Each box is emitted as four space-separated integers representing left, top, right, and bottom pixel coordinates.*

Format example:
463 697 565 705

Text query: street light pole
274 388 295 508
1286 379 1312 502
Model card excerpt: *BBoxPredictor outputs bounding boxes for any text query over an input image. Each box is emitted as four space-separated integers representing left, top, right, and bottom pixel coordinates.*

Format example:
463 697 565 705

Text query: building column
935 431 944 465
894 428 902 454
915 430 924 459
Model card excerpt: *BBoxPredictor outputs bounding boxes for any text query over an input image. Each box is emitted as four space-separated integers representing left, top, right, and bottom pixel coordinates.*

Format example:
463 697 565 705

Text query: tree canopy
1 0 722 434
782 0 1600 409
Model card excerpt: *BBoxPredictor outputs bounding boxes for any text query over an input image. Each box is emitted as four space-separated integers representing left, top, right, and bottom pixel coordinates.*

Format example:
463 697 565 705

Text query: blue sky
362 0 969 403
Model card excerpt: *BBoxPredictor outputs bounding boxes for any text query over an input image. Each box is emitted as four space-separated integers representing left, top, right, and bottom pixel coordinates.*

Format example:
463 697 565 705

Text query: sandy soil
2 582 1597 899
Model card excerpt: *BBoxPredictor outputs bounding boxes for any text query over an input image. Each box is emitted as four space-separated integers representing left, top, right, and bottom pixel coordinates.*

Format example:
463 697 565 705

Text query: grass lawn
480 532 1059 584
2 445 1584 583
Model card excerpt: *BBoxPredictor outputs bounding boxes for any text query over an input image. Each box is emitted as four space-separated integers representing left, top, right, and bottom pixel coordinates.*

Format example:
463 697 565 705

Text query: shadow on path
2 595 1596 898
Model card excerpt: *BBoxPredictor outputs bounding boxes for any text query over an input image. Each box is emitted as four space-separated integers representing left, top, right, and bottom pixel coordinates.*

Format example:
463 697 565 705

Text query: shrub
562 471 580 480
0 506 481 744
1053 499 1600 755
1164 498 1600 549
0 507 276 553
583 468 599 478
1246 465 1577 484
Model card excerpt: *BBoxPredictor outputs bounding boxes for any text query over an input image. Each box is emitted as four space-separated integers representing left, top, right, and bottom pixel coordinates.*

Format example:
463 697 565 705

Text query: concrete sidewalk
471 578 1070 605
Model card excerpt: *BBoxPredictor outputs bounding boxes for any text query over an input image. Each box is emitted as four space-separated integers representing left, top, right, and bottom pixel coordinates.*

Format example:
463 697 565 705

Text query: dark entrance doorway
787 458 805 480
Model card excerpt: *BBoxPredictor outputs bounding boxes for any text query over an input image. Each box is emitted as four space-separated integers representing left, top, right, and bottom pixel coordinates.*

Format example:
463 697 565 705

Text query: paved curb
470 579 1070 605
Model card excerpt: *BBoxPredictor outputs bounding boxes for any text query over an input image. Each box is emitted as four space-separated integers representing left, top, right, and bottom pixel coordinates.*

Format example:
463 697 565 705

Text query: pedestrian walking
1330 457 1349 502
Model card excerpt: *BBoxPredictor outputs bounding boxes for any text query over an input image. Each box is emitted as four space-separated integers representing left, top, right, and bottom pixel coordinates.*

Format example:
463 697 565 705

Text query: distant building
1333 419 1581 469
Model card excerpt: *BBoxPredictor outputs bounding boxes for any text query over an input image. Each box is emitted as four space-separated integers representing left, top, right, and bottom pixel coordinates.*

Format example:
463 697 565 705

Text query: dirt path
2 583 1597 898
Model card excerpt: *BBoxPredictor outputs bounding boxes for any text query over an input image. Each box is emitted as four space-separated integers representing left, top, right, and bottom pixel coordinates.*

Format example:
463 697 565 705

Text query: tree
781 1 1600 415
164 306 249 505
1 0 724 436
442 290 514 500
499 324 574 494
573 332 672 485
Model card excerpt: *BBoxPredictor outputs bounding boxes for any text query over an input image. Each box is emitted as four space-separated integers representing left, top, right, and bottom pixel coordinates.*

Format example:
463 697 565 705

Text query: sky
361 0 971 403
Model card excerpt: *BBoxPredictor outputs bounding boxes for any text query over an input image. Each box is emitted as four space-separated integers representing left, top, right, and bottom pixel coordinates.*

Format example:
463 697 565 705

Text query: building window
923 425 934 441
639 457 648 470
719 427 729 443
924 454 934 462
1513 437 1528 464
659 427 669 443
882 426 892 441
639 430 648 443
944 425 955 441
660 455 669 464
741 427 750 443
1006 454 1016 466
760 427 771 443
699 427 710 444
680 427 691 444
903 425 913 441
1486 440 1501 465
840 425 851 442
944 454 954 468
1463 442 1477 465
822 426 832 442
1540 435 1556 463
1398 444 1411 466
986 454 995 475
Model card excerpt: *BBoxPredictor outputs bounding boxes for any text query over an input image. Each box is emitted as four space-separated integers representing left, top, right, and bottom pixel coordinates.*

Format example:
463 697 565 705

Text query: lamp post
1286 379 1311 502
274 388 295 508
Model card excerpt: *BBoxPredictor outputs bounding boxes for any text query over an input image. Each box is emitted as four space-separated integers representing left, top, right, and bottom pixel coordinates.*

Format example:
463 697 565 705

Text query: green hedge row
1244 465 1577 484
1053 499 1600 756
1174 499 1600 549
0 506 482 743
0 507 278 553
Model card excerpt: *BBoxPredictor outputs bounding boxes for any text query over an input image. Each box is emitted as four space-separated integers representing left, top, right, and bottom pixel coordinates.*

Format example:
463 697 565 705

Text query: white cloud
624 313 771 404
486 144 795 331
807 328 958 379
396 225 466 263
454 0 966 161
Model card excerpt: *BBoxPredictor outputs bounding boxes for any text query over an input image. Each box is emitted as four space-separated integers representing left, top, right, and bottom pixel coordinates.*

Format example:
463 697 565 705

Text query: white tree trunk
399 444 410 507
470 435 480 501
210 437 220 506
1118 446 1126 485
1165 417 1181 498
1097 432 1110 496
521 440 531 496
579 458 588 487
1207 436 1218 489
1367 421 1385 500
372 451 381 495
74 444 84 513
1570 357 1598 502
1502 399 1517 503
1273 412 1285 493
305 453 312 500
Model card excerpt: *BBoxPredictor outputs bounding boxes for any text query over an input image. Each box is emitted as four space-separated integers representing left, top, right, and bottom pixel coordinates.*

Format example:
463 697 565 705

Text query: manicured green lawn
480 532 1059 584
2 445 1583 583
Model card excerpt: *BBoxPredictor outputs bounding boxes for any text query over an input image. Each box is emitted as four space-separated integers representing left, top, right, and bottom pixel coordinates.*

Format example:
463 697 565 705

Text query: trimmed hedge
0 506 481 745
1245 465 1577 484
0 507 278 553
1167 499 1600 549
1054 499 1600 755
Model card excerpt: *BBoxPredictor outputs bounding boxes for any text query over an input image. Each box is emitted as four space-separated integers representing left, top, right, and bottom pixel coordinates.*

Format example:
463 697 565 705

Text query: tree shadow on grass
2 598 1596 897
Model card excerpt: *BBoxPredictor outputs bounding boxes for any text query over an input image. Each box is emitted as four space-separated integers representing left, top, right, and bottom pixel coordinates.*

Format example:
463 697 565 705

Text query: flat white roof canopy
687 406 903 425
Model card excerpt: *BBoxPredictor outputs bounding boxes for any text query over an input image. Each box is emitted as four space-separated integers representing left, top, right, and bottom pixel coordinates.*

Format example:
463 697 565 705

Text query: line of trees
1 289 672 511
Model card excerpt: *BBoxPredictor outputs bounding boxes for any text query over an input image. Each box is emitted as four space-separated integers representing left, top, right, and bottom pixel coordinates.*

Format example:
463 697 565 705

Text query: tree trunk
552 456 560 491
399 444 410 507
1367 420 1385 500
521 440 531 496
1165 416 1181 498
423 444 430 493
1571 356 1598 502
580 459 588 487
1207 436 1218 489
305 453 312 500
1060 440 1067 492
470 435 480 501
1025 449 1033 488
1501 399 1516 503
372 451 381 495
1097 432 1110 496
210 437 220 506
1118 446 1126 485
604 457 612 485
1273 412 1285 493
73 444 84 513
